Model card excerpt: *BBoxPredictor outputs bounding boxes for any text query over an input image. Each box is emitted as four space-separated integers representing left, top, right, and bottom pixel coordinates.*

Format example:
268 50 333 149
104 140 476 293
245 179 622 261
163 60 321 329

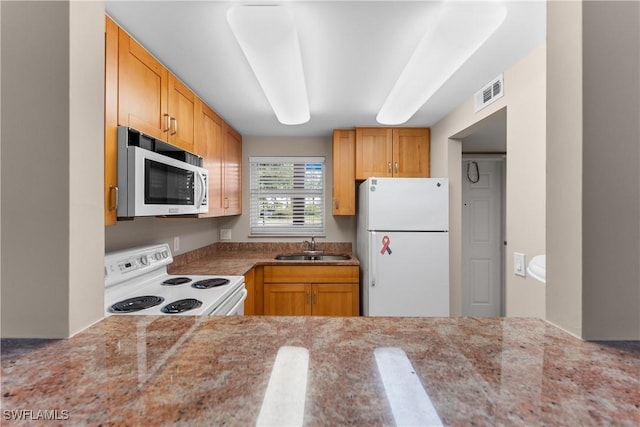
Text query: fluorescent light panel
376 3 507 125
227 5 310 125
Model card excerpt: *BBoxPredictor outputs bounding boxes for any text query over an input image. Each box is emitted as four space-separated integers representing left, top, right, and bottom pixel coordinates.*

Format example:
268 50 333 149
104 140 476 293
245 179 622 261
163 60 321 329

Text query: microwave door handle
195 171 206 209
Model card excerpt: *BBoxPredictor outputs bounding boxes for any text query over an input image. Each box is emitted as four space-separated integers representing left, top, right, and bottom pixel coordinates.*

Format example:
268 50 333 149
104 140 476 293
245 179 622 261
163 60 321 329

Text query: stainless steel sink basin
274 254 308 260
316 255 351 261
274 254 350 261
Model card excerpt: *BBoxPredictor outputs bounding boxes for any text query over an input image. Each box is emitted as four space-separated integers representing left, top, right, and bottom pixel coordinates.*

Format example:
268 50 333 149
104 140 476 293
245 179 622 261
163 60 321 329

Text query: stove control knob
139 255 149 266
154 252 163 261
162 250 169 259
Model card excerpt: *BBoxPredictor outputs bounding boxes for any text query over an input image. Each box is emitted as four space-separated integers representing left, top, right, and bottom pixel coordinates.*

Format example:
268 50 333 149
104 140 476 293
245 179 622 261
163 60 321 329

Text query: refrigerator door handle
370 231 377 287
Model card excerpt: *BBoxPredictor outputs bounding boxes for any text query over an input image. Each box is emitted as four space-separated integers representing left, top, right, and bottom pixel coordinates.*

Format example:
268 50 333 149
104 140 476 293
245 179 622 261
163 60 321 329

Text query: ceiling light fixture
376 3 507 125
227 5 310 125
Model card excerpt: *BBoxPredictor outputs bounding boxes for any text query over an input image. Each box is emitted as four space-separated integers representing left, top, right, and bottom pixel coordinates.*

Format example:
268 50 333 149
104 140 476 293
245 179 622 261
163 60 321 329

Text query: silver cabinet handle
170 117 178 135
163 113 171 132
306 291 310 304
388 161 392 173
395 162 399 174
312 290 317 305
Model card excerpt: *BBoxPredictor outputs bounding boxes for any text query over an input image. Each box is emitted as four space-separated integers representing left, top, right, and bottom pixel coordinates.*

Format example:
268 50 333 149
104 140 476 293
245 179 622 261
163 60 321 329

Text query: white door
368 231 449 316
462 158 504 317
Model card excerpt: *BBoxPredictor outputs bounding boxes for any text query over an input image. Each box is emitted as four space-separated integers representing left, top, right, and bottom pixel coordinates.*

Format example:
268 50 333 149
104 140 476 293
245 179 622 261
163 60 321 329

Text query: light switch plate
220 229 232 240
514 252 526 277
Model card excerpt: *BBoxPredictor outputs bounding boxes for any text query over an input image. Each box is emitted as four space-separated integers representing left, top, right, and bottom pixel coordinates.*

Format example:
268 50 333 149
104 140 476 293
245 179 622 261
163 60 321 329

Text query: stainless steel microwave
117 126 208 218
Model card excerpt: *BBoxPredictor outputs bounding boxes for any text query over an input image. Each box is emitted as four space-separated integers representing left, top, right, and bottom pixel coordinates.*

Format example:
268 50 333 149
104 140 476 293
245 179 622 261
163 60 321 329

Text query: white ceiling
106 1 546 137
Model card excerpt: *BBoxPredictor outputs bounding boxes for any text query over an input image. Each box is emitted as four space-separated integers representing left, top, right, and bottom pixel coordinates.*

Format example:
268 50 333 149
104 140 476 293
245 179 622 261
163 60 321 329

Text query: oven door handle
226 289 247 316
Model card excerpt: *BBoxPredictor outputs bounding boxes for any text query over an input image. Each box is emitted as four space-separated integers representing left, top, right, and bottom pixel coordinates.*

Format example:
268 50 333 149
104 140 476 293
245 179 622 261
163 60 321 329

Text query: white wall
432 44 547 317
1 1 105 338
218 136 357 248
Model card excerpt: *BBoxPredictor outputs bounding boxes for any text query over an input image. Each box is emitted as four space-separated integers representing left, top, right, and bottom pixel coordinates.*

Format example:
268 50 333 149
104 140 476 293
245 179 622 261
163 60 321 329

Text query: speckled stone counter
167 242 359 276
2 316 639 426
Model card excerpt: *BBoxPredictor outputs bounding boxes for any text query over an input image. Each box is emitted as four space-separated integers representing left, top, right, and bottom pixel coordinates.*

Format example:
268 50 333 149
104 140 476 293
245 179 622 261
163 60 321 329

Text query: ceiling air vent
474 74 504 112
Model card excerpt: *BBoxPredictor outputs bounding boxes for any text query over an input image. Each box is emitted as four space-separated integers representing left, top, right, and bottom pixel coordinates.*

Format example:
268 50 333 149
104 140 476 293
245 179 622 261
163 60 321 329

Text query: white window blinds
249 157 325 236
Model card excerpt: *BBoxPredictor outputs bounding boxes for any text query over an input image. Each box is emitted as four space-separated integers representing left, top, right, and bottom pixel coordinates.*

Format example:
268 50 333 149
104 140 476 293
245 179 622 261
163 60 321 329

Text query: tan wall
105 217 219 255
547 0 640 340
217 136 357 248
431 44 547 317
1 1 105 338
546 0 584 337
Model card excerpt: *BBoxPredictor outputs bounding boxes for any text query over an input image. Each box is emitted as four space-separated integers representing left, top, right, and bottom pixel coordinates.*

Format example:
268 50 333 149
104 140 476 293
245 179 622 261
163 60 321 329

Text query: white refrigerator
357 178 449 316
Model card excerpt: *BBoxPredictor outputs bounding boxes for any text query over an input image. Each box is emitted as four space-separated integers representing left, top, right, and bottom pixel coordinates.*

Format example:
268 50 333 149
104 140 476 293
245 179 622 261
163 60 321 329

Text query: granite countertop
2 316 639 426
167 242 360 276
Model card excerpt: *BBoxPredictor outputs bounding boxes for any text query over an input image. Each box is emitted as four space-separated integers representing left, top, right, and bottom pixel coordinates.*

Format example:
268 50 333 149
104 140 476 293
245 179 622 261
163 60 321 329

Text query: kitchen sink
274 254 351 261
317 255 351 261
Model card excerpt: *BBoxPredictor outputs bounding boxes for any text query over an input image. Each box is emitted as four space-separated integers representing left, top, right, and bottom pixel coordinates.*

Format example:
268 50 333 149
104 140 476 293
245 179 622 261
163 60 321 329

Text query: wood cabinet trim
263 265 359 284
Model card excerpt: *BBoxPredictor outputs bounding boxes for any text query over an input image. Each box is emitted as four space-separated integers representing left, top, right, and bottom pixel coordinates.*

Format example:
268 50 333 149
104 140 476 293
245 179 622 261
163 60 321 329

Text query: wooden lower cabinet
263 266 359 316
264 284 312 316
313 284 359 316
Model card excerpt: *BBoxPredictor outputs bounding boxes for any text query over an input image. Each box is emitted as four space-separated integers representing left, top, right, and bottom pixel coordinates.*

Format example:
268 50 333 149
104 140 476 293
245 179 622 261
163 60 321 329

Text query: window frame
249 156 326 237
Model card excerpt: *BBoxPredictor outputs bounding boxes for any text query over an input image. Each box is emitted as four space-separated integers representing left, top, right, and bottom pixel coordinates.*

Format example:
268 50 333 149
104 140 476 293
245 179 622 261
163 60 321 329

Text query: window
250 157 325 236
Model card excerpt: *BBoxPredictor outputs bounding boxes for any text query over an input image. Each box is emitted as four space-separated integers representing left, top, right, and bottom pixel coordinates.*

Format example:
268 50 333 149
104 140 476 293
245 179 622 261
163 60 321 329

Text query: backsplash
170 241 353 269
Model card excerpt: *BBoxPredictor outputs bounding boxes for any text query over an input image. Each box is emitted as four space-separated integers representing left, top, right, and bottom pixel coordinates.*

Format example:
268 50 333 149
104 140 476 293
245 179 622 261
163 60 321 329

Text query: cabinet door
355 128 393 179
195 100 224 217
332 130 356 215
105 16 119 226
392 128 430 177
243 269 256 315
264 284 311 316
312 284 359 316
117 29 168 139
223 125 242 216
167 75 196 153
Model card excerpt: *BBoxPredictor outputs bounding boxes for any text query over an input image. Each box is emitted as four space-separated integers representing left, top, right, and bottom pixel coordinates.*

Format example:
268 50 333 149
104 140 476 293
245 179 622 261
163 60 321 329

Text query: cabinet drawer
263 265 358 283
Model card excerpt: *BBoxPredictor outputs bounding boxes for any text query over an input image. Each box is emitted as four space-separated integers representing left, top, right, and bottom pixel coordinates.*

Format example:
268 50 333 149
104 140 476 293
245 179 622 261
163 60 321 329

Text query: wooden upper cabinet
393 128 430 177
117 28 168 139
355 127 430 179
223 125 242 216
195 99 224 217
104 16 119 226
332 129 356 215
106 17 243 223
355 128 394 179
167 75 196 152
117 27 196 153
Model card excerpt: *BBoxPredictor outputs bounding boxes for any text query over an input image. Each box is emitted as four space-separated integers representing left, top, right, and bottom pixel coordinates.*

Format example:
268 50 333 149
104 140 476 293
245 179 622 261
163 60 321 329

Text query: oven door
209 286 247 316
125 146 208 217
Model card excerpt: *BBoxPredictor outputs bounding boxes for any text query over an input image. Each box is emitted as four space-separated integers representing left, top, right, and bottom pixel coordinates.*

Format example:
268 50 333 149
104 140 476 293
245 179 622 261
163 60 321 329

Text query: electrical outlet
173 236 180 252
514 252 526 277
220 229 232 240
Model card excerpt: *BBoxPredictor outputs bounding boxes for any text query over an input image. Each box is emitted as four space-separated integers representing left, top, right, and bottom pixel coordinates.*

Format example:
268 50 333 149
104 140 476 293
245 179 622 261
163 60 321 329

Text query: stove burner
161 298 203 314
191 278 230 289
162 277 192 286
111 296 164 313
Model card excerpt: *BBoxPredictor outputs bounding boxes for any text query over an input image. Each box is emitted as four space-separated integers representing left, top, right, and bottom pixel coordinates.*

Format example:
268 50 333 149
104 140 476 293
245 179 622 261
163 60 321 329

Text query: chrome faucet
303 236 317 252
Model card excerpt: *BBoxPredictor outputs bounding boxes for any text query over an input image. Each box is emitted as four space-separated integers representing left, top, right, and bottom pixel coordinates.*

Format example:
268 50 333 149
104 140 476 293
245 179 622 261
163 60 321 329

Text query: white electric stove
104 244 246 317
